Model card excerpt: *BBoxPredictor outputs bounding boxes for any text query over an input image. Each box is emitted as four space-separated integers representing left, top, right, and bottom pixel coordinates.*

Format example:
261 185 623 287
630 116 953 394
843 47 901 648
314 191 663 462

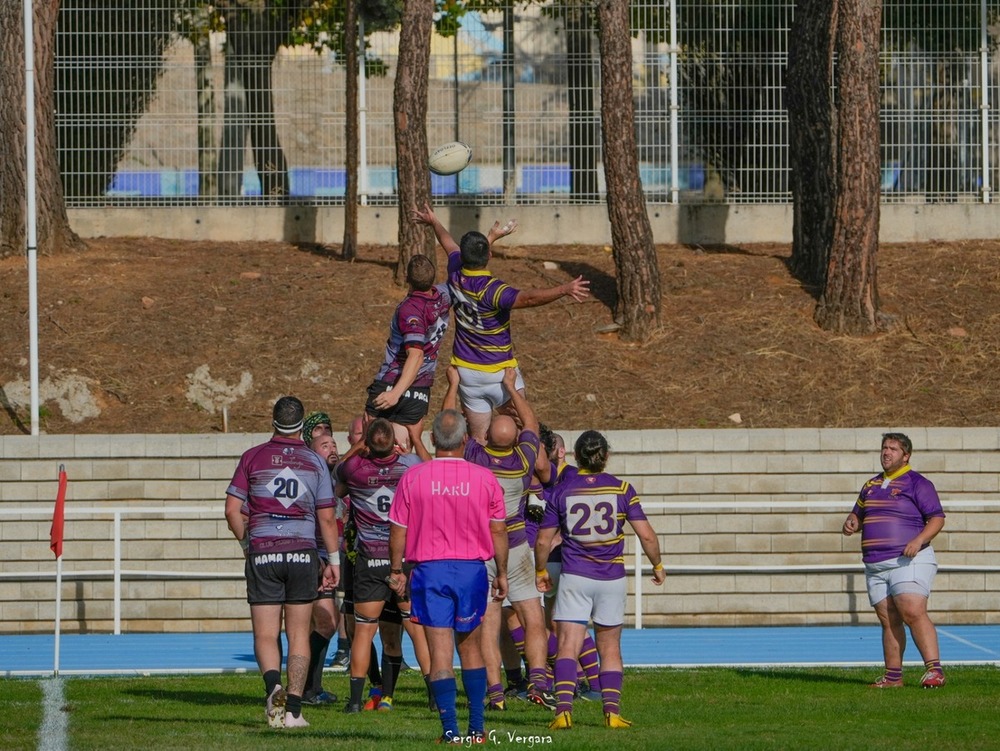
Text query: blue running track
3 625 998 677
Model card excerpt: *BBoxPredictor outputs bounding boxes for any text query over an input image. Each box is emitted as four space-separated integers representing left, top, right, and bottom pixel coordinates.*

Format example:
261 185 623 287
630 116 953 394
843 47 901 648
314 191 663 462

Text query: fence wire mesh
49 1 1000 208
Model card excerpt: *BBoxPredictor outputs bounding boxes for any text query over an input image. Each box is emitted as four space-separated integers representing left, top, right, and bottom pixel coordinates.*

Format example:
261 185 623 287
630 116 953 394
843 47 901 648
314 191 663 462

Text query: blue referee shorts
409 560 488 632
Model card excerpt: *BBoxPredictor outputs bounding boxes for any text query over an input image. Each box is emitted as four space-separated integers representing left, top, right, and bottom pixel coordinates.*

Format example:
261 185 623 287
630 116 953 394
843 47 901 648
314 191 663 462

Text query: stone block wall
1 428 997 633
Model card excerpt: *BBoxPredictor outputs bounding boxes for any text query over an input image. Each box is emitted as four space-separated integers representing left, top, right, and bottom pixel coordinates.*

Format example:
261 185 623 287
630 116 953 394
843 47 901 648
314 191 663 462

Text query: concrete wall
69 203 1000 248
2 428 998 634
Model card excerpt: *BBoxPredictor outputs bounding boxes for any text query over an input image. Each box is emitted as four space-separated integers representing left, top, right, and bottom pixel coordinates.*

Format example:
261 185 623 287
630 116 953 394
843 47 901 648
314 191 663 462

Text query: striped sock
529 666 550 693
600 670 624 715
553 658 577 714
579 634 601 691
885 666 903 682
547 632 558 662
924 659 942 673
509 625 526 659
487 682 505 707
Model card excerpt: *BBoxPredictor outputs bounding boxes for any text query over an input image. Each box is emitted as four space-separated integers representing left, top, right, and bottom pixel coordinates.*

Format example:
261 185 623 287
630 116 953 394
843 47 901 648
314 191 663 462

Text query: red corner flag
50 467 67 558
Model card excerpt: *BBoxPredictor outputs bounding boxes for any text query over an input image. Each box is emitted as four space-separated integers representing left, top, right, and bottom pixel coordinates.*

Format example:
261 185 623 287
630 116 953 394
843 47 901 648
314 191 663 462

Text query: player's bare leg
282 601 316 725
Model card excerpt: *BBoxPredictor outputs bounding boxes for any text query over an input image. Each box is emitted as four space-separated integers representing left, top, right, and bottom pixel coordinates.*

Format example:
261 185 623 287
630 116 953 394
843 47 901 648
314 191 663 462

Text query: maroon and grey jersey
465 430 539 548
374 284 451 388
851 465 945 563
227 436 335 554
335 452 421 559
540 470 647 581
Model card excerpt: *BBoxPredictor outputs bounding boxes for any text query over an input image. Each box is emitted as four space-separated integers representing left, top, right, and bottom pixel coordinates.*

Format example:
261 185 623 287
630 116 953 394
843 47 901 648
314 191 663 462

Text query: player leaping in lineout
412 204 590 443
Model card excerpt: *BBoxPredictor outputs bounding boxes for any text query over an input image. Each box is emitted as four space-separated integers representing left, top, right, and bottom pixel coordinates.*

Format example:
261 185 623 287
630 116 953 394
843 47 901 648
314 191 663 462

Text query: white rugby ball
428 141 473 176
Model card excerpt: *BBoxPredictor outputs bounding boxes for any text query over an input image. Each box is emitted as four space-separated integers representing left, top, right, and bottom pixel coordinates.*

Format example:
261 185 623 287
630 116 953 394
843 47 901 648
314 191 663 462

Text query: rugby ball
429 141 473 176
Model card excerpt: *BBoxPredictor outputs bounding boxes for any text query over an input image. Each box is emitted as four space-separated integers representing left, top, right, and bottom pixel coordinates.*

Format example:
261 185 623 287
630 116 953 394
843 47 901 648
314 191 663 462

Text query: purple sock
510 625 526 659
547 632 558 662
529 666 550 692
600 670 623 715
579 634 601 690
553 658 577 714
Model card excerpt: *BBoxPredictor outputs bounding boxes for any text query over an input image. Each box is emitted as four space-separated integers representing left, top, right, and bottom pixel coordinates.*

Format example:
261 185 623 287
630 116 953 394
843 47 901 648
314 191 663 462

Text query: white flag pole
54 555 62 676
24 0 41 437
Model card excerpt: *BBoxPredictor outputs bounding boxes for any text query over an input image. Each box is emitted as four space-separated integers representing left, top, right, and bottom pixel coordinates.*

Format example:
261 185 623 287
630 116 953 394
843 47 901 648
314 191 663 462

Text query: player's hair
459 231 490 268
272 396 305 435
575 430 610 472
538 423 558 461
882 432 912 455
366 417 396 458
433 409 468 450
406 254 436 291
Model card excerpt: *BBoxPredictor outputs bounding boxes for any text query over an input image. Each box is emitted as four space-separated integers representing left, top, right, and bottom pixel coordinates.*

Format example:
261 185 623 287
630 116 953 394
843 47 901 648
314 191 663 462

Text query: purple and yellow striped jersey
465 430 540 547
540 470 647 581
447 251 520 371
851 464 945 564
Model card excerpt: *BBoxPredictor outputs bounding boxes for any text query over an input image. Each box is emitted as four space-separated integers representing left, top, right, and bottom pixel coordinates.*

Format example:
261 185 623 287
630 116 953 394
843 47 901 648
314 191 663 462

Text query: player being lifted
365 253 451 451
412 204 590 443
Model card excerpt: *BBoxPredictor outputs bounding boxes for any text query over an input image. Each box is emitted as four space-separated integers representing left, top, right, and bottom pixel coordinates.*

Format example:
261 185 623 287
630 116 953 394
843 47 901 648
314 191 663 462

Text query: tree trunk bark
342 0 359 261
565 2 598 199
595 0 661 342
0 0 82 258
815 0 890 334
394 0 434 284
786 0 838 287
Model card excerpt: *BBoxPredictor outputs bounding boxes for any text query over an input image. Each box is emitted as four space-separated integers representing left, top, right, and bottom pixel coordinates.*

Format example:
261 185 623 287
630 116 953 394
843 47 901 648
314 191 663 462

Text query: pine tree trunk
596 0 660 342
0 0 82 258
815 0 890 334
394 0 435 284
786 0 838 288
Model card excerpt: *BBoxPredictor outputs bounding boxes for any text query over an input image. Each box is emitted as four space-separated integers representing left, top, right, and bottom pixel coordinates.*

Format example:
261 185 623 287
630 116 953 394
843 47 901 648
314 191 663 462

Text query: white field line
38 677 68 751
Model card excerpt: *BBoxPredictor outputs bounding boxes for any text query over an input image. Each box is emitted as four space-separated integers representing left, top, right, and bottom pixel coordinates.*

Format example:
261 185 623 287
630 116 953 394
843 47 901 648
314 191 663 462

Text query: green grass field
6 667 1000 751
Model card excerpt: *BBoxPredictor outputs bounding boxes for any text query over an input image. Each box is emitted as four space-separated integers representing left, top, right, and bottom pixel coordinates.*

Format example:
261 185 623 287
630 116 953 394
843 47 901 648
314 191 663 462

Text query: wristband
326 550 340 566
391 568 404 574
535 567 548 575
653 562 664 572
239 536 250 552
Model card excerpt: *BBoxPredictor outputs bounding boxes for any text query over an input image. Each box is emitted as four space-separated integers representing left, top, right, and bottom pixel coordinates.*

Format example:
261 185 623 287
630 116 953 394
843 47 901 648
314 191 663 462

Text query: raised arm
411 203 459 254
442 364 461 412
511 276 591 309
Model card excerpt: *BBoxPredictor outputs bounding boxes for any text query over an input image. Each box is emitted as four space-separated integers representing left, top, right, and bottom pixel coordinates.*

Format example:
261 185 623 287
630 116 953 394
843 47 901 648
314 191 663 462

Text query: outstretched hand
488 218 518 244
411 203 436 226
564 275 591 302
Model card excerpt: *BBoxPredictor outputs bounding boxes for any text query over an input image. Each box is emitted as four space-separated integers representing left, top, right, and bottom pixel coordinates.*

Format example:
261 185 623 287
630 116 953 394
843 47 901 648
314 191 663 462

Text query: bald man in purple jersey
843 432 947 689
412 203 590 442
225 396 340 729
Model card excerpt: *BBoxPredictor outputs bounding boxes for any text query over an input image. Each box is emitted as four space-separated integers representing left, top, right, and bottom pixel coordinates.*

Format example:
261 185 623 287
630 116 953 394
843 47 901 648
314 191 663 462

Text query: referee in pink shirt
388 408 509 745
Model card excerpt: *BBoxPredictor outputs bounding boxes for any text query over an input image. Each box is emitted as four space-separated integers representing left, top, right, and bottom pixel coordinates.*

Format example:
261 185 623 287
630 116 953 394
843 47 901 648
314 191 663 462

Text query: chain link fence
53 1 1000 208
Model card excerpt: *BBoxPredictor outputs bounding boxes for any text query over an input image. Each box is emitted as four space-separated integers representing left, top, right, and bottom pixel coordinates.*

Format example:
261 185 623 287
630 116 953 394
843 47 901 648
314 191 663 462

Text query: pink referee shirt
389 457 505 562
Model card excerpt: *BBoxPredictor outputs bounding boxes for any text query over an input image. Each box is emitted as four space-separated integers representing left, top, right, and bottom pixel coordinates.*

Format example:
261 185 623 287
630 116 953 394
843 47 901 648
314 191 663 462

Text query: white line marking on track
38 677 68 751
939 628 1000 657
